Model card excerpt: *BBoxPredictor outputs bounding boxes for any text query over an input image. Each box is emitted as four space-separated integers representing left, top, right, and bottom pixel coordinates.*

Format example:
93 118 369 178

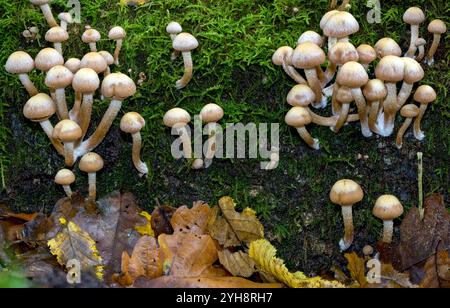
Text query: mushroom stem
413 104 428 140
396 83 413 110
176 51 194 89
69 92 83 123
328 37 338 51
416 44 425 62
39 4 58 27
113 39 123 65
89 42 97 52
54 88 69 120
203 124 219 168
170 34 180 60
54 43 63 56
18 74 39 96
296 126 320 150
62 185 73 198
175 124 193 159
333 103 350 133
382 220 394 243
131 132 148 175
323 62 337 86
282 62 307 84
307 107 359 127
340 205 354 251
426 34 441 65
331 84 340 115
305 69 325 108
368 100 380 133
396 117 413 149
79 94 94 140
405 25 419 58
87 172 97 202
64 142 75 167
379 83 397 136
40 120 64 155
351 88 372 137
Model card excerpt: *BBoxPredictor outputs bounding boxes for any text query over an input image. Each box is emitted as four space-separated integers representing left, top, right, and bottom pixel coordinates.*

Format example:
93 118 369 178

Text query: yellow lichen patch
135 211 154 237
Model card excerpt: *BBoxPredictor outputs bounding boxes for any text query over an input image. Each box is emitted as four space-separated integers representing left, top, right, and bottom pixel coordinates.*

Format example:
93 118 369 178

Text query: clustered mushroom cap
400 104 420 118
53 120 82 142
45 65 73 89
428 19 447 34
415 38 426 47
374 38 402 58
80 52 108 74
166 22 182 35
322 11 359 38
101 72 136 100
55 169 75 186
329 179 364 206
372 195 404 220
403 7 425 25
120 112 145 134
200 103 224 123
320 10 339 30
23 93 56 122
328 42 359 65
45 26 68 43
292 42 326 69
35 48 64 72
108 26 126 40
65 58 81 74
402 57 424 84
284 106 312 127
79 152 104 173
336 86 353 104
163 108 191 128
98 51 114 66
297 30 323 47
272 46 293 66
363 79 387 101
337 61 369 88
287 84 316 107
5 51 35 74
413 85 437 104
357 44 377 64
72 68 100 93
58 12 73 24
375 55 405 82
82 28 101 44
172 33 199 52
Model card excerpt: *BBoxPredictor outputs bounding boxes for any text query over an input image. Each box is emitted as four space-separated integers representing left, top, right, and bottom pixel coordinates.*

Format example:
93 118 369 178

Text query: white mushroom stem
416 45 425 62
170 34 180 60
368 100 381 133
307 107 359 127
203 123 219 168
305 69 325 109
18 74 39 96
426 34 442 65
176 51 194 89
405 26 420 58
328 37 338 51
331 84 341 115
89 42 97 52
382 220 394 243
396 83 414 110
113 39 123 65
87 172 97 201
62 185 73 197
54 88 69 120
340 205 354 251
40 120 64 155
64 142 75 167
413 104 428 140
282 62 307 84
54 43 63 56
396 117 413 149
351 88 372 137
296 126 320 150
60 21 68 31
131 132 149 176
333 103 350 133
79 94 94 140
323 62 337 86
379 83 398 136
175 124 193 159
69 92 83 123
38 3 58 27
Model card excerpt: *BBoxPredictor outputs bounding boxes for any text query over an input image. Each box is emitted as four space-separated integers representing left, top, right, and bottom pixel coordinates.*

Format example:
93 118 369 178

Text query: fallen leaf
420 250 450 288
345 252 368 287
368 264 417 288
0 205 38 242
135 211 154 237
218 249 256 278
170 201 210 235
151 205 176 237
133 276 283 288
120 0 147 5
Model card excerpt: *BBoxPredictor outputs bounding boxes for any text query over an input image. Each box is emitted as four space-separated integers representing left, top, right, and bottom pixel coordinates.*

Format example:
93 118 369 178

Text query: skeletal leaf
218 249 256 278
135 211 155 237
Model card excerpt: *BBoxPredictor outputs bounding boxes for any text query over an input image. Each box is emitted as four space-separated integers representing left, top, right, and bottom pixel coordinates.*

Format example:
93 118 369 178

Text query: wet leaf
218 249 256 278
133 276 283 288
420 250 450 288
0 205 38 242
368 264 417 288
151 205 176 237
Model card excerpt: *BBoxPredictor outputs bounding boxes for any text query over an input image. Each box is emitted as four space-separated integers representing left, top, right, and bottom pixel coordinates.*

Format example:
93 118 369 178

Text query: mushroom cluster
275 6 444 150
5 1 148 201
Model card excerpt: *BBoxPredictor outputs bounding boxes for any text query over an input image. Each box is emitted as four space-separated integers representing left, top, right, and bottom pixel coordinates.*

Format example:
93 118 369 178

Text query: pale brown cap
98 51 114 66
166 22 182 35
403 7 425 25
357 44 377 65
53 119 82 142
322 11 359 38
82 28 101 44
45 26 68 43
163 108 191 127
375 55 405 82
287 84 316 107
120 112 145 134
55 169 75 185
400 104 420 118
80 52 108 74
402 57 424 84
330 179 364 206
285 106 312 127
72 68 100 93
272 46 293 66
336 86 353 104
5 51 35 74
108 26 126 40
328 42 359 65
320 10 339 30
65 58 81 73
374 38 402 58
413 85 437 104
363 79 387 101
337 61 369 88
35 48 64 72
373 195 403 220
415 38 426 47
58 13 73 24
23 93 56 122
101 72 136 100
79 152 104 173
173 33 199 52
292 42 326 69
200 103 224 123
45 65 73 89
297 31 323 47
428 19 447 34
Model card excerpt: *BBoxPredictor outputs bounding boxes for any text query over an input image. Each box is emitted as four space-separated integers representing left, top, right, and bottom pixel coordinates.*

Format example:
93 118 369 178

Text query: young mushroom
329 179 364 251
415 38 427 62
356 44 377 71
5 51 38 96
413 85 437 140
58 12 73 31
321 11 359 48
79 152 104 202
30 0 57 27
200 103 224 168
285 106 319 150
374 38 402 59
323 41 359 87
172 33 199 89
120 112 149 176
297 31 324 47
395 104 420 149
45 65 73 120
166 22 182 60
35 48 64 72
108 26 126 65
55 169 76 197
363 79 387 134
332 85 354 133
397 57 424 109
65 58 81 74
80 52 108 74
53 119 82 167
45 26 69 56
403 7 425 58
425 20 447 66
163 108 192 159
372 195 404 244
272 46 306 84
82 28 101 52
98 51 114 75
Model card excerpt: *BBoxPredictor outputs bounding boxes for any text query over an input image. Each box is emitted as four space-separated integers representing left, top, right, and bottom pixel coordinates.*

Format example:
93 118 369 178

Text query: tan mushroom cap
80 52 108 74
65 58 81 74
79 152 104 173
337 61 369 88
82 28 101 44
357 44 377 64
45 26 68 43
330 179 364 206
55 169 75 185
415 38 426 47
101 72 136 100
287 84 316 107
72 68 100 93
298 30 323 47
375 55 405 82
373 195 404 220
120 112 145 134
320 10 339 30
23 93 56 122
363 79 387 101
374 38 402 58
45 65 73 89
58 12 73 24
163 108 191 128
328 42 359 65
35 48 64 72
285 106 312 127
400 104 420 118
413 85 437 104
428 19 447 34
166 22 182 35
322 11 359 38
402 57 424 84
5 51 35 74
336 86 353 104
292 42 326 69
272 46 293 66
403 7 425 25
173 33 199 52
53 120 82 142
200 103 224 123
108 26 126 40
98 51 114 66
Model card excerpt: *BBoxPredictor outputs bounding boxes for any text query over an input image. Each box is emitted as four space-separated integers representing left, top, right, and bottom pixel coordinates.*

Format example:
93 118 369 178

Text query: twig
417 152 424 220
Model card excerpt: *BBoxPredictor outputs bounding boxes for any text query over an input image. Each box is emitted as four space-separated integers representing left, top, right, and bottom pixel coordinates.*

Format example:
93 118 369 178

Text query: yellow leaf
249 239 345 288
120 0 147 5
345 252 368 287
135 211 154 237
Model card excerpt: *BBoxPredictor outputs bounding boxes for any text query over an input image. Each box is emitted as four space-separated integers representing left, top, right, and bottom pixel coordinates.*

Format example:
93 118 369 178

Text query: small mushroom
297 30 323 47
372 195 404 244
98 51 114 75
200 103 224 168
425 20 447 66
356 44 376 71
163 108 192 159
79 152 104 202
397 57 424 109
58 12 73 31
166 22 182 60
415 38 427 62
332 85 353 133
272 46 306 84
120 112 149 176
403 7 425 58
363 79 387 134
45 65 73 120
55 169 75 197
82 28 101 52
45 26 68 56
35 48 64 72
5 51 38 96
374 38 402 59
65 58 81 74
172 33 199 89
362 245 374 257
329 179 364 251
396 104 420 149
108 26 126 65
412 85 437 140
53 119 82 166
30 0 57 27
321 11 359 48
324 41 359 87
80 52 108 74
285 106 319 150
